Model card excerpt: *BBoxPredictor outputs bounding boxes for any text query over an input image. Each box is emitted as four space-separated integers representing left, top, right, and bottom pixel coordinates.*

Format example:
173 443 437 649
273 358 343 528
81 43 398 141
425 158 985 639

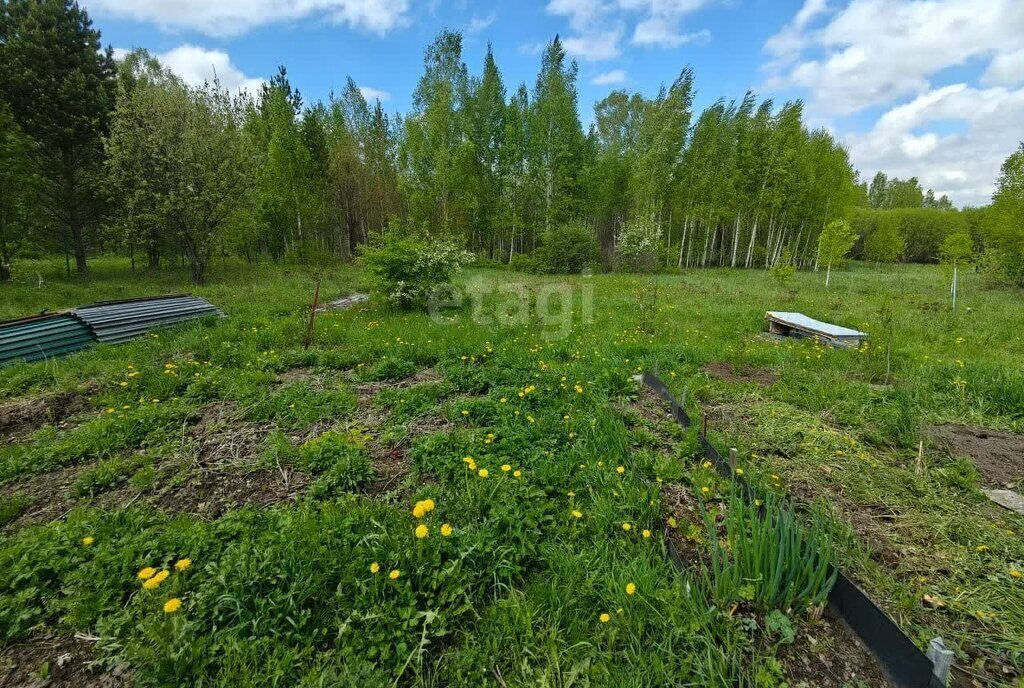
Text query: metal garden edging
642 372 946 688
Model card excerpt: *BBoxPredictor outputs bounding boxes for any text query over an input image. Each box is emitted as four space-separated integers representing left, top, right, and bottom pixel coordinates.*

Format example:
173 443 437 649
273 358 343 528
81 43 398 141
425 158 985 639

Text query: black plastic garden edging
642 372 946 688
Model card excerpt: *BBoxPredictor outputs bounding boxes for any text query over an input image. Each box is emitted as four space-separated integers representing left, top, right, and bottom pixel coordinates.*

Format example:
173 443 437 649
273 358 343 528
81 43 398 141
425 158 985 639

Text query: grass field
1 257 1023 687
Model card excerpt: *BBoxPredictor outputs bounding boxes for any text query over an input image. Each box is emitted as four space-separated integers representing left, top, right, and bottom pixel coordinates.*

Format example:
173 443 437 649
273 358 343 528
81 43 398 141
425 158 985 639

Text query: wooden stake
729 448 738 472
302 278 321 350
916 440 924 475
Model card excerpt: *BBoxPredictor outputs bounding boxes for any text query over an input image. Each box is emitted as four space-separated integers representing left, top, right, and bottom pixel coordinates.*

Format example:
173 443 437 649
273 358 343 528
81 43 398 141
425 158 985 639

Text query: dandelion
575 385 584 394
143 570 169 589
461 410 469 416
415 524 429 539
412 503 427 518
701 486 710 495
642 529 651 539
137 567 157 580
81 536 95 547
567 491 576 497
1011 569 1022 579
499 397 508 403
421 499 435 513
440 523 453 537
616 466 625 474
513 470 522 478
571 510 583 519
626 583 636 596
478 468 489 478
389 569 400 580
599 612 611 623
370 562 381 574
501 464 511 472
735 468 744 476
702 461 712 469
174 558 192 572
621 523 632 532
754 499 762 508
163 598 182 614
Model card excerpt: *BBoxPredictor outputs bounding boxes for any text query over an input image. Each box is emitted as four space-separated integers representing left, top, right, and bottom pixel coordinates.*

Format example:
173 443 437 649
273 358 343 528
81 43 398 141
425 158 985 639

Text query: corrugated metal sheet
74 295 224 344
0 312 95 366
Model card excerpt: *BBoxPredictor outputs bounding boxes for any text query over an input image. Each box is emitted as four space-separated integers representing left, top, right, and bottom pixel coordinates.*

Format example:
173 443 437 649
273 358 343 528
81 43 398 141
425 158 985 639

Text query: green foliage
507 253 542 273
0 493 31 526
0 0 116 274
769 248 795 288
616 217 663 272
246 383 357 429
535 223 599 273
73 455 149 497
863 215 905 263
704 492 838 611
360 235 472 310
987 141 1024 286
817 219 857 286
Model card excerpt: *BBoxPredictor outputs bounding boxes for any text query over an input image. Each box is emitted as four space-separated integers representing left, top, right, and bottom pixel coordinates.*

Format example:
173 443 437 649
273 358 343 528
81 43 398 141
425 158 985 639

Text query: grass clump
299 430 374 496
705 492 838 611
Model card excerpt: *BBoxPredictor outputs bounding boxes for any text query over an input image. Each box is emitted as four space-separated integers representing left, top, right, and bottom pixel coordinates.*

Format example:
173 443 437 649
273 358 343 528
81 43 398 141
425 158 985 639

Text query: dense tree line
1 1 1021 284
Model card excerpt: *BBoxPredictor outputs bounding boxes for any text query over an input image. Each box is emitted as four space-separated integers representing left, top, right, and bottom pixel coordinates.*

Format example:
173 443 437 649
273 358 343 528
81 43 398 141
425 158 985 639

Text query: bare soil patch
702 362 778 386
929 424 1024 487
0 633 130 688
0 382 98 440
776 615 892 688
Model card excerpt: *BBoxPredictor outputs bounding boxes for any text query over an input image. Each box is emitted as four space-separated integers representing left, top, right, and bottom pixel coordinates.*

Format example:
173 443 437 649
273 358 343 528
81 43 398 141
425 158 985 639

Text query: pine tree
0 0 117 275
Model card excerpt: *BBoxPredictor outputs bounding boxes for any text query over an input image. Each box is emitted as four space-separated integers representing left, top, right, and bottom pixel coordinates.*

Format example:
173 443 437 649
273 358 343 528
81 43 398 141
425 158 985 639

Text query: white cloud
467 12 496 34
84 0 410 38
543 0 711 61
156 45 265 93
592 69 627 85
562 30 623 61
763 0 1024 115
358 86 390 103
846 83 1024 206
633 20 709 47
762 0 1024 206
983 47 1024 86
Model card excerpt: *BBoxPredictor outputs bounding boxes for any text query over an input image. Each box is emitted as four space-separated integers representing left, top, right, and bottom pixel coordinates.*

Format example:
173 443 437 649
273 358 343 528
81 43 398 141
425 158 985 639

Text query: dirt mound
702 362 778 386
0 633 130 688
930 424 1024 487
0 383 97 439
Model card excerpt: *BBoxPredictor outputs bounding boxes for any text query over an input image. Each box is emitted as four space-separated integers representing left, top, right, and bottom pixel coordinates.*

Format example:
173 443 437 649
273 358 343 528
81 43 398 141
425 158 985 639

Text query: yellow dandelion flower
412 503 427 518
642 529 651 538
415 524 429 539
421 499 435 513
1011 569 1022 579
622 523 632 532
163 598 182 614
626 582 636 596
461 409 469 416
478 468 489 478
513 470 522 478
735 468 744 476
599 612 611 623
174 558 192 572
389 569 400 580
143 570 169 589
370 562 381 574
501 464 511 472
571 510 583 519
701 486 710 494
81 536 95 546
616 466 625 474
440 523 453 537
567 491 576 497
702 461 712 469
137 567 157 580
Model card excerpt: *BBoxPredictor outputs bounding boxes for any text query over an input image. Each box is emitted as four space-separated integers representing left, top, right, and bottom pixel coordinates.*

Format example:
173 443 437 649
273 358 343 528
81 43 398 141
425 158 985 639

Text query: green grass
1 256 1023 685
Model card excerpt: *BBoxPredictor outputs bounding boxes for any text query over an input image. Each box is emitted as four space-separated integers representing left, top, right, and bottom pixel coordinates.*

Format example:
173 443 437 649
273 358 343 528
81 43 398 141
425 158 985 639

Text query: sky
82 0 1024 207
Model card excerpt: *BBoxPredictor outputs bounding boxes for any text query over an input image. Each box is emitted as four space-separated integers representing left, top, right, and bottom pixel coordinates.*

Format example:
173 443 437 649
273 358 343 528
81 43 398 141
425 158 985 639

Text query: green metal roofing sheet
0 313 95 366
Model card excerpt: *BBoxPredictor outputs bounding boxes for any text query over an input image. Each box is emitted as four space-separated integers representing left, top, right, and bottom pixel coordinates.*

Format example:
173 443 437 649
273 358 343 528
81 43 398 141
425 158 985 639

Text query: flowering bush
360 237 473 310
615 217 662 272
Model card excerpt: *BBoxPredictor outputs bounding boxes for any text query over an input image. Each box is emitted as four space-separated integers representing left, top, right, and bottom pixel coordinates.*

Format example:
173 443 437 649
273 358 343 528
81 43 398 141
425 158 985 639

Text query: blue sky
84 0 1024 206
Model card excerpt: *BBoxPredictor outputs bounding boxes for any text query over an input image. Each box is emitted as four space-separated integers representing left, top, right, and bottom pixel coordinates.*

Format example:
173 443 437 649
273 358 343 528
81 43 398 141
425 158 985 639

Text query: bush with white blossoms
615 217 662 272
361 236 473 310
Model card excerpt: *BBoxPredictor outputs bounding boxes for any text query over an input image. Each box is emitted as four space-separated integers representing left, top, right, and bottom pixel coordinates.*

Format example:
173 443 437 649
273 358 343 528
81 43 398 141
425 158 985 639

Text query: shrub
508 253 542 274
535 223 600 274
360 236 473 310
615 217 662 272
